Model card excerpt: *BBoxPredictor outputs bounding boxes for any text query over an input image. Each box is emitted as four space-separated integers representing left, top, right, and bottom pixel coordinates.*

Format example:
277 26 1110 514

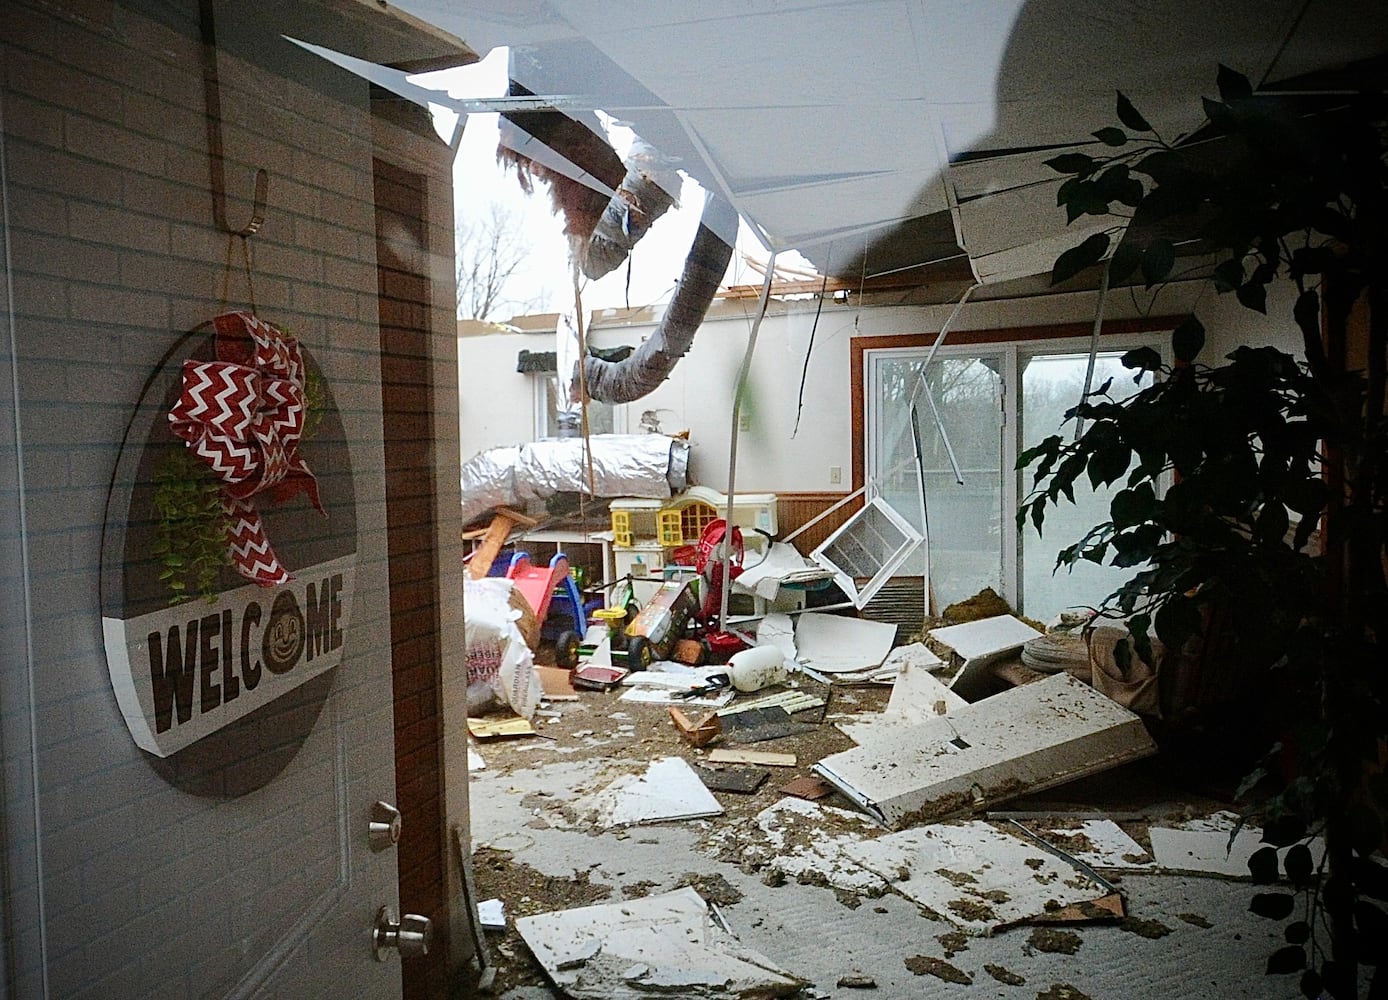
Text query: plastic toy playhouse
608 486 776 580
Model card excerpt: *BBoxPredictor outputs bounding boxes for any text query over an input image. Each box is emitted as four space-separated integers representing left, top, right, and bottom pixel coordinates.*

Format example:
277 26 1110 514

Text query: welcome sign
101 313 358 796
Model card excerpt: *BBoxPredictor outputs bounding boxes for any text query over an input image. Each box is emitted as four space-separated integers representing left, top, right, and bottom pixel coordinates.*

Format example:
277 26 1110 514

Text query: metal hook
199 0 269 238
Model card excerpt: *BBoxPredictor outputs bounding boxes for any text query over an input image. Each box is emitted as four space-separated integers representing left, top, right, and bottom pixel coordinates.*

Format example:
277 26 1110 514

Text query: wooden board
708 749 797 767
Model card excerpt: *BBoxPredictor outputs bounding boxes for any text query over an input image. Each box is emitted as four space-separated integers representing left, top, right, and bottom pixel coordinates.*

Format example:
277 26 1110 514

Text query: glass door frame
864 329 1170 616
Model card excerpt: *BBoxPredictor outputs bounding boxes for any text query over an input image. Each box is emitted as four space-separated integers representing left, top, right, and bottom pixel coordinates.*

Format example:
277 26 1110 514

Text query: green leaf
1093 126 1128 147
1298 969 1322 1000
1141 239 1176 287
1283 843 1314 884
1284 921 1310 945
1043 152 1101 177
1108 241 1143 283
1116 91 1151 132
1154 596 1202 651
1237 281 1269 314
1249 846 1281 884
1171 316 1206 363
1262 815 1307 849
1120 346 1162 372
1250 892 1297 921
1353 856 1388 901
1354 902 1388 962
1217 64 1254 102
1255 502 1289 545
1088 442 1132 489
1266 945 1306 976
1213 259 1245 292
1051 232 1112 286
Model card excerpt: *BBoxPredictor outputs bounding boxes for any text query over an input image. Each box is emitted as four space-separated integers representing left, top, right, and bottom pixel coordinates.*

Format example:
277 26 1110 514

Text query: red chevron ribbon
169 312 323 586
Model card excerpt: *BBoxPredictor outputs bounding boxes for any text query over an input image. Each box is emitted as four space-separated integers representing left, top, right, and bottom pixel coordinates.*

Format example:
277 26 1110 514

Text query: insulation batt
459 433 690 525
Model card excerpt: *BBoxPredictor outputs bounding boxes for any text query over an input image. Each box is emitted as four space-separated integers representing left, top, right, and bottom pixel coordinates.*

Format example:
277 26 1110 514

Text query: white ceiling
349 0 1387 285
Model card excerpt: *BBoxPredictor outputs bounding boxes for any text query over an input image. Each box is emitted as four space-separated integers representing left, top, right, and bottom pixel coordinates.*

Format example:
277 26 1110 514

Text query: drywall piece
837 664 968 747
757 612 798 661
467 745 486 771
931 614 1045 701
619 672 735 708
744 798 888 896
812 672 1156 829
709 749 797 767
1023 819 1155 869
478 898 506 931
584 757 724 828
794 613 897 674
514 888 806 1000
1148 811 1326 878
843 820 1114 935
883 642 946 675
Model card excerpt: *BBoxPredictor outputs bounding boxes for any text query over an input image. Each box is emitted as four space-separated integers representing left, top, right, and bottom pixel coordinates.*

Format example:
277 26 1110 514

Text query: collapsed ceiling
345 0 1386 289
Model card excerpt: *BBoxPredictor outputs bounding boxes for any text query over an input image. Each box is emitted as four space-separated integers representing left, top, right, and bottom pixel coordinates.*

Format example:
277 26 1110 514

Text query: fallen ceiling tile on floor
1021 818 1155 869
930 614 1044 700
838 660 968 747
514 887 807 1000
1148 810 1326 878
843 820 1116 935
581 756 724 828
794 613 897 674
813 672 1157 828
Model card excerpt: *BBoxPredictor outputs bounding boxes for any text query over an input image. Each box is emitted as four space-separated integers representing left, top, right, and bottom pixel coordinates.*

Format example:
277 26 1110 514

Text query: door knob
373 906 432 961
368 801 402 852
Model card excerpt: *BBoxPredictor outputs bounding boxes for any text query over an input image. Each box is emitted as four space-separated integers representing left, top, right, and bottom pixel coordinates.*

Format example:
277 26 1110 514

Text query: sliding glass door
867 335 1160 620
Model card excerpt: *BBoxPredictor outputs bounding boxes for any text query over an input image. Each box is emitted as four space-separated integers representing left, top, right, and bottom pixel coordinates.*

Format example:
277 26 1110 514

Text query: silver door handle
368 801 402 852
373 906 432 961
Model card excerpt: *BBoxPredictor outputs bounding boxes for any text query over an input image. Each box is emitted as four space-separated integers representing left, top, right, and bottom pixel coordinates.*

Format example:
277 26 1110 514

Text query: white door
0 5 410 992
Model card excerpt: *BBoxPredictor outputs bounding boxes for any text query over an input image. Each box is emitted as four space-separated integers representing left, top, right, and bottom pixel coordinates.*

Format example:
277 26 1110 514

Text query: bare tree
455 202 545 321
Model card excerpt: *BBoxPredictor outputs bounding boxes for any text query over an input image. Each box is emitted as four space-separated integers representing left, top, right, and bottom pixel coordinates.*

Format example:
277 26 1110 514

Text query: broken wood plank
668 706 721 748
708 748 797 767
466 506 539 580
536 665 580 701
780 775 835 801
812 672 1156 829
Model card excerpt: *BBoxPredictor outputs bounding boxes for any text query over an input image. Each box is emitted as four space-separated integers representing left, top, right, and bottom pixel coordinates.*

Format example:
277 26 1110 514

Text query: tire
627 635 653 670
555 630 581 668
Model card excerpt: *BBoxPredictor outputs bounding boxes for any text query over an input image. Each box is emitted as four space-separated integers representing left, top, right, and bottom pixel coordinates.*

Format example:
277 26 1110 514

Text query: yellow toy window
657 510 683 546
681 502 718 543
612 510 633 547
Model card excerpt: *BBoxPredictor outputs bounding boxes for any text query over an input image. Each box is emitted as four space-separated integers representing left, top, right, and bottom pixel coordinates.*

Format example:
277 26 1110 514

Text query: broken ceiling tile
883 642 946 674
1148 810 1326 878
842 820 1114 935
794 613 897 674
930 614 1044 701
477 898 506 931
1022 819 1156 869
514 887 807 1000
743 798 888 897
756 612 798 661
838 660 968 747
812 672 1156 829
582 757 724 828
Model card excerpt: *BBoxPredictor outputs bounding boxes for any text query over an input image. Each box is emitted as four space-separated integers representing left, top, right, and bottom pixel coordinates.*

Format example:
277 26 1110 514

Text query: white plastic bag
464 577 541 718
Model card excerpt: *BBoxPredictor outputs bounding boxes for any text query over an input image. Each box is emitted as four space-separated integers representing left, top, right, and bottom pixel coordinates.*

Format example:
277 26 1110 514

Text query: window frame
851 316 1180 614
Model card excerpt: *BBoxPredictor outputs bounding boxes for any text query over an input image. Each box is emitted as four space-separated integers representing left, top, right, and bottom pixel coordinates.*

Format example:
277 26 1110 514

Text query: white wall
456 274 1306 492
